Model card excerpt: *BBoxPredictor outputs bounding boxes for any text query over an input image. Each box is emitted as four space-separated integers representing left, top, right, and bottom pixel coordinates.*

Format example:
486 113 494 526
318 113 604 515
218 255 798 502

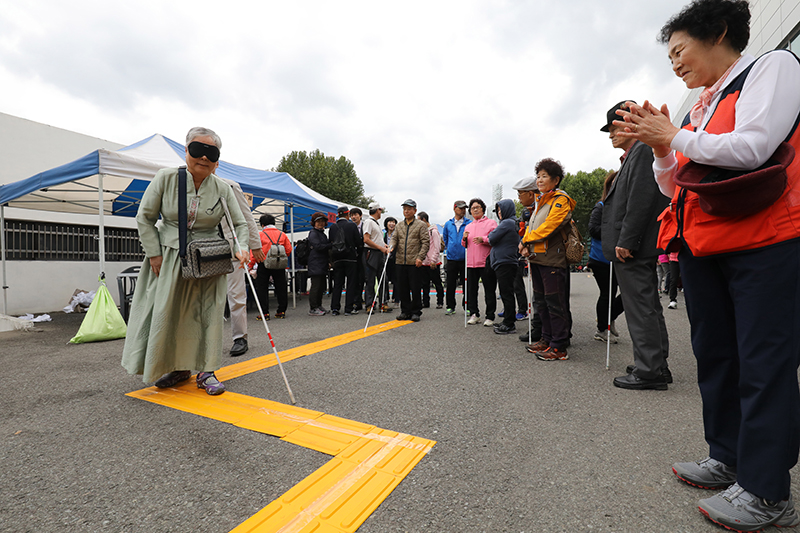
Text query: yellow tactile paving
127 321 436 533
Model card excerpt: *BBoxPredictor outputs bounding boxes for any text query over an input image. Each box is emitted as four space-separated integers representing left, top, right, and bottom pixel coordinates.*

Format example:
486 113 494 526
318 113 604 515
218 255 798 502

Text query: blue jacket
442 216 471 261
487 199 520 269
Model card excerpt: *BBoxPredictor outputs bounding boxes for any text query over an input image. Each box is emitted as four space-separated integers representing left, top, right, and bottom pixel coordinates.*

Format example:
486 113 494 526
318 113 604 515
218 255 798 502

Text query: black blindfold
187 141 220 163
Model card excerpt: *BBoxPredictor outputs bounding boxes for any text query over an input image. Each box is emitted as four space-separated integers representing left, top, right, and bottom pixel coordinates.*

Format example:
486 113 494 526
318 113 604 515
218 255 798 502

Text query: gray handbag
178 167 235 280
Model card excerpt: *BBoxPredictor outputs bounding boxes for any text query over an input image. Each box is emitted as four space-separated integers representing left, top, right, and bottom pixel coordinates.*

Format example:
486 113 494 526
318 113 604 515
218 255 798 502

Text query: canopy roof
0 134 339 228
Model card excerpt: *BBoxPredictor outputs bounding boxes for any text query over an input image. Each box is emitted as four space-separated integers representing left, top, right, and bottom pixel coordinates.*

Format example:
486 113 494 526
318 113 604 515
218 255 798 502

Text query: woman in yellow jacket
520 158 576 361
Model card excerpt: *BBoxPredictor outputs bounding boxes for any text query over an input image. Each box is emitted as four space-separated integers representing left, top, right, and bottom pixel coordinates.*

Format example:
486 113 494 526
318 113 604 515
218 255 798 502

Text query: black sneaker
410 314 421 322
494 324 517 335
397 314 411 321
331 309 340 316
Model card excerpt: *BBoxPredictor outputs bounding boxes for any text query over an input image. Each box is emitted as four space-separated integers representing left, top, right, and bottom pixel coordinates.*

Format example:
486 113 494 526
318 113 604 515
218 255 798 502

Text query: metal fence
2 220 144 261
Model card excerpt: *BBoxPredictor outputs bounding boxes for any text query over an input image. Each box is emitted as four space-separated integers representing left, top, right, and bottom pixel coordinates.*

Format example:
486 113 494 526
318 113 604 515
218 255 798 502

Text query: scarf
689 57 741 128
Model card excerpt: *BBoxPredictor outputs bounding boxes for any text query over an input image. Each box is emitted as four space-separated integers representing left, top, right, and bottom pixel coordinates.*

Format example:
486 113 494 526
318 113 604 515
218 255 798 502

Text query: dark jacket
328 218 361 263
488 199 519 269
390 217 430 266
308 227 331 276
588 201 608 264
601 141 669 262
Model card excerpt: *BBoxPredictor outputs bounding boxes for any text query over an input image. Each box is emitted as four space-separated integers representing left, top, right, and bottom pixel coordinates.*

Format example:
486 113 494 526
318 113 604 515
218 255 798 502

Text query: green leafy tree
560 167 611 241
274 149 373 207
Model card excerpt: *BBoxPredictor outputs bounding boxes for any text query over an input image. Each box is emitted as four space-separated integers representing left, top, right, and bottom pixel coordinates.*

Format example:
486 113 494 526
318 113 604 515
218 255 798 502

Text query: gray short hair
186 127 222 149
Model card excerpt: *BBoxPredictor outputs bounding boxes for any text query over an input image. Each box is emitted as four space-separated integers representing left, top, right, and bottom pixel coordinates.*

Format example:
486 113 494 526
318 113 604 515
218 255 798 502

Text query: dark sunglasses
187 141 220 162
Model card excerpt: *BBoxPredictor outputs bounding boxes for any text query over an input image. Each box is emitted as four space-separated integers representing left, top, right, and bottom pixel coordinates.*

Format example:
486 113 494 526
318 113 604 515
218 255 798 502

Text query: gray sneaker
699 483 800 531
673 457 737 489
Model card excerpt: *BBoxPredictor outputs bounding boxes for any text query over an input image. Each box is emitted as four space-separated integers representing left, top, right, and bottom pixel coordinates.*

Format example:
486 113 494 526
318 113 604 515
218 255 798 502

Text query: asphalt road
2 273 798 532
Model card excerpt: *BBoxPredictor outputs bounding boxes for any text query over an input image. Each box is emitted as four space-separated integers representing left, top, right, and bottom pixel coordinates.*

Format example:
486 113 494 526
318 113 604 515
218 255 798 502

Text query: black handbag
178 167 235 280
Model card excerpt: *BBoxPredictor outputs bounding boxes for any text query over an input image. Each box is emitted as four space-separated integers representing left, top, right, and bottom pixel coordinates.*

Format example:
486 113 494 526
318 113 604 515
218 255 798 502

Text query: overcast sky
0 0 693 224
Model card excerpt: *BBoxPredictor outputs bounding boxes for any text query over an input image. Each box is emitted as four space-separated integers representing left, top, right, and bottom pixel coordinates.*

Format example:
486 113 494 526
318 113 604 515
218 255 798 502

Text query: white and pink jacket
461 216 497 268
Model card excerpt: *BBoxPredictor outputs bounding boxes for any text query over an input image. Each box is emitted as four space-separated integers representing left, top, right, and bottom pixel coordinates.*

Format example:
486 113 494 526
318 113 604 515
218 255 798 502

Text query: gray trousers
226 260 248 341
614 256 669 380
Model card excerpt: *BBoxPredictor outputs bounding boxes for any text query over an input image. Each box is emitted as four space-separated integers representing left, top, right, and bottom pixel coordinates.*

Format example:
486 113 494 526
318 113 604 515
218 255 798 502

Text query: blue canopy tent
0 134 339 312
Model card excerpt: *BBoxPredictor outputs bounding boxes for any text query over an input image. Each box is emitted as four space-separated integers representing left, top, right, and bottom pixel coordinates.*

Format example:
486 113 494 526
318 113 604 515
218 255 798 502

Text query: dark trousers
309 274 325 310
255 264 287 314
364 251 388 307
466 264 497 319
513 262 528 315
495 263 517 328
422 265 444 307
331 260 357 312
395 263 422 316
680 240 800 502
530 264 568 349
445 259 465 310
588 258 624 331
615 256 668 379
668 260 681 301
354 253 366 308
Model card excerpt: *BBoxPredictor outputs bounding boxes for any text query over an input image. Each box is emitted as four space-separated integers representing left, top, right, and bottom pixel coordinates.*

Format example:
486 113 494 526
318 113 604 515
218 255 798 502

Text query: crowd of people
121 0 800 529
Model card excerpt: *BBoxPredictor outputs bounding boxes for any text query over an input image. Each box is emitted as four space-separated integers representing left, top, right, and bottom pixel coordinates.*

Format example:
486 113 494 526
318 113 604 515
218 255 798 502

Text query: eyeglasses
187 141 221 162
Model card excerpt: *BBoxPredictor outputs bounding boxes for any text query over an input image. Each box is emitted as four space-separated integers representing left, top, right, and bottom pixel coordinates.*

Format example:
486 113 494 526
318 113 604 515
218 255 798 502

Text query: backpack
263 230 289 269
330 224 348 259
294 238 310 266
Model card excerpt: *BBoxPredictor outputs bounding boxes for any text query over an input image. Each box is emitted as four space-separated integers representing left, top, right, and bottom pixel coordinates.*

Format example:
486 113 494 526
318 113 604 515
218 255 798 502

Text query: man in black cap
441 200 471 314
328 206 361 316
389 199 429 321
601 101 671 390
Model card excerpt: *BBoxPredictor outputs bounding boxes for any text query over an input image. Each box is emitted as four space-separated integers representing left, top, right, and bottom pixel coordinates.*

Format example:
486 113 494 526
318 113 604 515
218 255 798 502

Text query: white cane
364 250 391 333
464 240 469 328
222 199 296 404
605 261 614 371
527 260 533 343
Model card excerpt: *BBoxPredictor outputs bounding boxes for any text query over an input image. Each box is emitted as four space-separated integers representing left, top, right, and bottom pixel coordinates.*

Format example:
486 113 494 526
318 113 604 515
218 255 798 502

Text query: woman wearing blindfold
121 127 250 396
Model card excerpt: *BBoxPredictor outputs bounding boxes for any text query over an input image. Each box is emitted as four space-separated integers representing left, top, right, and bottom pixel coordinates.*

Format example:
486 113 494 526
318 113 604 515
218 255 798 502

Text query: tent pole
98 174 106 280
1 204 8 315
290 204 296 309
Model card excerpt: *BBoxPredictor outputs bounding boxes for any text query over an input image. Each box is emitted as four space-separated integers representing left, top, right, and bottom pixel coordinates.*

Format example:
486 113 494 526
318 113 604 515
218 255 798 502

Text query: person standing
349 207 366 311
252 214 292 320
383 217 398 306
220 179 264 356
441 201 471 315
390 199 429 322
417 211 444 309
615 1 800 527
307 212 331 316
362 202 391 312
328 206 361 316
601 101 670 389
488 199 520 335
462 198 498 327
513 177 543 344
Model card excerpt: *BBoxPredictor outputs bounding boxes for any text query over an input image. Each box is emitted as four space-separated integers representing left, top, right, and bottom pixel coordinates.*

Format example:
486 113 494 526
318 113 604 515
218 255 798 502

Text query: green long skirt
121 247 226 384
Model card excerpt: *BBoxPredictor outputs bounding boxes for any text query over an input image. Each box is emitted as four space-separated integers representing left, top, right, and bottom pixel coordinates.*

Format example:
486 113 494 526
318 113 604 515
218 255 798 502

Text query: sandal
196 372 226 395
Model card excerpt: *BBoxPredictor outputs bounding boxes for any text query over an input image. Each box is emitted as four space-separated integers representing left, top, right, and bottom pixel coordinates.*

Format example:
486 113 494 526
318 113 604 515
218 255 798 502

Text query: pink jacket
462 216 497 268
423 224 441 266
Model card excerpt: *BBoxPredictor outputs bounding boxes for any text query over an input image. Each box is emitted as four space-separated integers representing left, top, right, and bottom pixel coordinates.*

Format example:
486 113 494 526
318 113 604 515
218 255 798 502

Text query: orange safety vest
657 51 800 257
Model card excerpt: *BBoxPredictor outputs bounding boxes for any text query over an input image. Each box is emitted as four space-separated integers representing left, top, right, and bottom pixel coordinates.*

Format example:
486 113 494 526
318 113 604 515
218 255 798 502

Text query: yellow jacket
522 189 576 266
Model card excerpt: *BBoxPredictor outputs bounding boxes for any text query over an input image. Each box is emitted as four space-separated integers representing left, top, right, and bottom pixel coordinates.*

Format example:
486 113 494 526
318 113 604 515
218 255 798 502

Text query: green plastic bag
69 281 127 344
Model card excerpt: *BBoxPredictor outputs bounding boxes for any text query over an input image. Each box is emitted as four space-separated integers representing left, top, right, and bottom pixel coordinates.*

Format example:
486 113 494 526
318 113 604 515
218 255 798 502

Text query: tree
274 149 373 207
560 167 611 241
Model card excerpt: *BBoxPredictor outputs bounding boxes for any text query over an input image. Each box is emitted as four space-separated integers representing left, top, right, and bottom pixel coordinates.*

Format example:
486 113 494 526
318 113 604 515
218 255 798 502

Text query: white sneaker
483 318 494 327
593 330 618 344
610 320 619 337
467 314 480 325
668 300 677 309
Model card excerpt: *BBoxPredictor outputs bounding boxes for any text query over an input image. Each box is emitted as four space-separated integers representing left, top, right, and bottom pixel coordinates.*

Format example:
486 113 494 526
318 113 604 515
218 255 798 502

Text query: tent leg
1 204 7 315
290 204 296 309
98 174 106 280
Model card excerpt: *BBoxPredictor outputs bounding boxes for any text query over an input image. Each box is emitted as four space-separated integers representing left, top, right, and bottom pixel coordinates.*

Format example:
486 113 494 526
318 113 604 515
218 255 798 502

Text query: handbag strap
218 196 238 259
178 166 188 266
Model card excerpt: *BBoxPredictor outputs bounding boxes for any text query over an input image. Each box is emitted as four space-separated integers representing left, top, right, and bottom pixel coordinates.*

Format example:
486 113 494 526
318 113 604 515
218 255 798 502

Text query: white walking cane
222 199 296 404
605 261 614 371
527 260 533 343
364 250 391 332
464 239 469 328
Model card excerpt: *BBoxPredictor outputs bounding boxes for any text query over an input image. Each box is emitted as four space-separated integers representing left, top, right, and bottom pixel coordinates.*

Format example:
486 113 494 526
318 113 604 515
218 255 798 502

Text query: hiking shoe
594 330 618 344
397 313 411 321
668 300 678 309
534 347 568 361
230 338 248 357
196 372 226 395
275 311 286 319
467 314 481 325
410 314 421 322
610 320 619 337
526 339 549 353
698 483 799 532
673 457 737 490
445 308 455 315
154 370 191 389
483 318 494 327
308 308 326 316
380 303 394 313
515 312 528 321
494 324 516 335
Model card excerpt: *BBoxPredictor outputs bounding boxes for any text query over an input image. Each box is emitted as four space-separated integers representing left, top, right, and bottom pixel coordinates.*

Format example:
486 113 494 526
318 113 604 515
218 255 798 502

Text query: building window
2 220 144 261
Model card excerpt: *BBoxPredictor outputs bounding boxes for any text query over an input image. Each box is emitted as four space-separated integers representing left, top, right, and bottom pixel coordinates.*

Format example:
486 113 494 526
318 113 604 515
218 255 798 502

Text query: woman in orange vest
612 0 800 530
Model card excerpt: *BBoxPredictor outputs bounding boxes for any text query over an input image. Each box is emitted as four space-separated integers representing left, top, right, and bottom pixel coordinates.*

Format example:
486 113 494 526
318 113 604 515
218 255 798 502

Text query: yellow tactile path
126 320 434 533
